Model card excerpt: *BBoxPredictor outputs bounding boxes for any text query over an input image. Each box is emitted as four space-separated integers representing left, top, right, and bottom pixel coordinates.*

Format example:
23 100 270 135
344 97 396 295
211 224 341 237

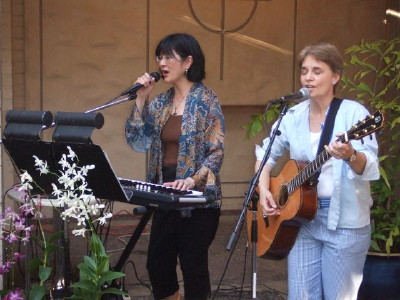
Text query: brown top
161 115 182 167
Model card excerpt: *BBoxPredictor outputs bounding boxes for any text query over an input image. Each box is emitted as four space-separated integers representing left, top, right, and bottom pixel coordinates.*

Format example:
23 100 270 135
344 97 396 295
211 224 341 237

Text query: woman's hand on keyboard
164 177 195 191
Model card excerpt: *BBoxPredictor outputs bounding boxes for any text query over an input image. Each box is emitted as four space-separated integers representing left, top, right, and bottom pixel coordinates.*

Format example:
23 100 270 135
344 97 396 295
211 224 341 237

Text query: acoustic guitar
246 111 384 260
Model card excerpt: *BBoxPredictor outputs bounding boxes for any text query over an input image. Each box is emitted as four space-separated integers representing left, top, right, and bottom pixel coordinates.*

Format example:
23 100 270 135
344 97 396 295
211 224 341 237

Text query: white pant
288 208 371 300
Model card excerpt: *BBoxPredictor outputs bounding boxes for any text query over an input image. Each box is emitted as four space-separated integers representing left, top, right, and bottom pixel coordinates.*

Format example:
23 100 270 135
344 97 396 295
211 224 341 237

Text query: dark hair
298 43 343 92
155 33 205 82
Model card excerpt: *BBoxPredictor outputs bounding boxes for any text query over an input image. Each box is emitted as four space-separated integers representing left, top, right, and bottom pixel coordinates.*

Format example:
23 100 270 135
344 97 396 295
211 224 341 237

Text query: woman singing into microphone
125 33 225 300
255 42 379 299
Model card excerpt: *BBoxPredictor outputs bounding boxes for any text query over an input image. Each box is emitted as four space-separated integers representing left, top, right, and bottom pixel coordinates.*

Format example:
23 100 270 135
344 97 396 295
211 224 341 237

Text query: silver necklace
172 90 190 116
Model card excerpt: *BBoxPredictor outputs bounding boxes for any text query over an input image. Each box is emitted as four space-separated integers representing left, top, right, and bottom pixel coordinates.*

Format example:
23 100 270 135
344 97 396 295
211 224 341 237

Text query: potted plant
340 37 400 299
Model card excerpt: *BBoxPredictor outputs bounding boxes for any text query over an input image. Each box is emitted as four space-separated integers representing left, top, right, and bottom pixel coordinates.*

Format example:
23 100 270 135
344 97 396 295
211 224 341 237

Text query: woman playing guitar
255 43 380 300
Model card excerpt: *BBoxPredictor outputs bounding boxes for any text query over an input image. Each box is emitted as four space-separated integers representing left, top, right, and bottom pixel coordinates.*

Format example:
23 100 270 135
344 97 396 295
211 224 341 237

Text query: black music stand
3 110 150 298
2 110 54 298
3 110 126 298
3 139 149 294
2 140 127 200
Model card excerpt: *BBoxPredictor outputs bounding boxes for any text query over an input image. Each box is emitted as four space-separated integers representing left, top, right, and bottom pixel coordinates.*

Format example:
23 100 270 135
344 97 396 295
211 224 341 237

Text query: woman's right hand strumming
259 188 280 216
256 160 280 216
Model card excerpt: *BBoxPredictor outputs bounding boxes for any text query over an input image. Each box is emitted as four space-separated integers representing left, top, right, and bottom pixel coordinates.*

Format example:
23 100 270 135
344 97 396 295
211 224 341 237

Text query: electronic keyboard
119 178 215 209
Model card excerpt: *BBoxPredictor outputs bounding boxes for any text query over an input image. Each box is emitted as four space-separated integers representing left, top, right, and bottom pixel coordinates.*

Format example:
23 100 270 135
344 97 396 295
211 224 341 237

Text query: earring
185 69 188 75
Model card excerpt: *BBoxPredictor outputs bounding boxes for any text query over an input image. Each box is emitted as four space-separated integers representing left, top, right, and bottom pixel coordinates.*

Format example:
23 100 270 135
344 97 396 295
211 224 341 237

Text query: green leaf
356 92 368 100
359 70 371 79
48 231 64 243
29 284 47 300
30 236 44 249
97 256 110 274
372 233 387 241
100 287 129 297
266 109 279 122
250 119 263 136
386 233 394 254
77 261 97 280
378 155 389 162
71 280 98 292
83 255 97 271
39 265 52 281
99 271 126 285
378 166 391 189
370 240 381 252
44 243 61 256
356 82 373 94
350 54 362 66
29 257 43 272
391 116 400 128
90 234 106 255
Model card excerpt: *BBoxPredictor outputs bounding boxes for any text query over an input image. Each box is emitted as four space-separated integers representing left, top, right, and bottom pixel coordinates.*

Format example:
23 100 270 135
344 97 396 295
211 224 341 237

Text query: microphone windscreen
300 87 310 100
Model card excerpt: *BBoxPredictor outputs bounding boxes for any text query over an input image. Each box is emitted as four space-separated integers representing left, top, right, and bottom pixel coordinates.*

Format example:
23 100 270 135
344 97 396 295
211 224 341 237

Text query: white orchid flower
20 171 33 184
33 155 49 174
18 182 33 192
66 146 77 160
72 228 87 237
96 213 113 225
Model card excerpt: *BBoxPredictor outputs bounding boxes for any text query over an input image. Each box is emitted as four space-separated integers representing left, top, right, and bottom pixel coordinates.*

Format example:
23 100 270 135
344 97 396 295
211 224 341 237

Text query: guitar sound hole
278 185 289 206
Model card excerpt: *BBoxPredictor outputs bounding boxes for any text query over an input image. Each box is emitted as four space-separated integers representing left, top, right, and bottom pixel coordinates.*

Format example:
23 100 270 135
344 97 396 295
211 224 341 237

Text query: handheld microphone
269 87 310 105
119 72 161 96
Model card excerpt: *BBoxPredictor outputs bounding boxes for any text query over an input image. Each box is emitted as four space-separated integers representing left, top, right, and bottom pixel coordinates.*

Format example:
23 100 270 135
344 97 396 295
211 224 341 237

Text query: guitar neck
283 110 383 196
287 149 332 194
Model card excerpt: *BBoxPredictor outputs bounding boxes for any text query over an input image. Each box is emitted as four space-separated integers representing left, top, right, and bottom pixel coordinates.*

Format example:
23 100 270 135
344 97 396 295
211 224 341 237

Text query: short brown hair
298 42 343 77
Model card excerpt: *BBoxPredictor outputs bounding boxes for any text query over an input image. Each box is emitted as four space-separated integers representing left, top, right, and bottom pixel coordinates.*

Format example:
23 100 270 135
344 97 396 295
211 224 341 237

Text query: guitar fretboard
284 110 383 195
287 149 331 194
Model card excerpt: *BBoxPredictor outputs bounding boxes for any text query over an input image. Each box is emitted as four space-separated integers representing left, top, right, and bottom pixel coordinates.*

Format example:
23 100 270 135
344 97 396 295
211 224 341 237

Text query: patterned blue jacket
125 82 225 201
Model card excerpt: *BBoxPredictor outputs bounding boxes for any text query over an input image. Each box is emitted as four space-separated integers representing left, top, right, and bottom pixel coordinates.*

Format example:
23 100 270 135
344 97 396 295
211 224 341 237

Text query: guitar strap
310 97 343 185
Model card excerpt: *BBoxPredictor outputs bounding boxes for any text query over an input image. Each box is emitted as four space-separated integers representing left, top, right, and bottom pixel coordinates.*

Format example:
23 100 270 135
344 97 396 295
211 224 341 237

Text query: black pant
146 208 220 299
147 165 220 299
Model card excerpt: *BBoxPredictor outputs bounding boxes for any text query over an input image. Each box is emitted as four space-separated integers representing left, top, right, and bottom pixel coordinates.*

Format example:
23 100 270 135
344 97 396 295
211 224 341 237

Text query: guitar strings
280 114 375 198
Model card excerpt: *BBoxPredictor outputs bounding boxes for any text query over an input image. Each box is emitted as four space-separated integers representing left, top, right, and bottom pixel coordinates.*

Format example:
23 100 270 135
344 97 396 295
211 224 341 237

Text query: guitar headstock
339 111 384 142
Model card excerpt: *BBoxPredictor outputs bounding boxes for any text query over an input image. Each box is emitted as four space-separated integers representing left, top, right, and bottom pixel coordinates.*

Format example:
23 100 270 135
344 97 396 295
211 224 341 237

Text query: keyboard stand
101 207 154 300
113 208 153 272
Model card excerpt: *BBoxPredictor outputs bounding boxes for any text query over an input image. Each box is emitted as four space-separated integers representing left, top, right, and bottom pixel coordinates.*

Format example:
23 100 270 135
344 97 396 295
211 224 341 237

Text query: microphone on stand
119 72 161 96
85 72 162 114
269 87 310 105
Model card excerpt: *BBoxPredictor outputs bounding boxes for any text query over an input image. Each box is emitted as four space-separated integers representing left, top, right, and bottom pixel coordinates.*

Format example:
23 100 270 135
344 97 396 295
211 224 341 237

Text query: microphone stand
225 103 289 299
85 93 137 114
